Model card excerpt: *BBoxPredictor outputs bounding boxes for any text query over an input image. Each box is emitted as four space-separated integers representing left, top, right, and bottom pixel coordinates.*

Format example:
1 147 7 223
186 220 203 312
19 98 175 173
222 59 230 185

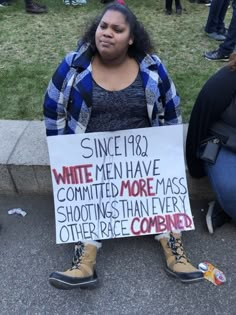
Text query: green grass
0 0 232 121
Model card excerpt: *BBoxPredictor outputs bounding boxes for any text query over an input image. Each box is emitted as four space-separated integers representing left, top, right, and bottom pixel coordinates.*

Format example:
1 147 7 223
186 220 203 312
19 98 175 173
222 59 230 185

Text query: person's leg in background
216 0 231 34
24 0 47 13
175 0 182 14
218 0 236 56
205 0 236 60
204 0 230 40
165 0 173 15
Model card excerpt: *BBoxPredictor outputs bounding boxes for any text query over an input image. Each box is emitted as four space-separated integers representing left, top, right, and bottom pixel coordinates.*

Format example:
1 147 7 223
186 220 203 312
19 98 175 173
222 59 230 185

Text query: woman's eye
114 28 123 33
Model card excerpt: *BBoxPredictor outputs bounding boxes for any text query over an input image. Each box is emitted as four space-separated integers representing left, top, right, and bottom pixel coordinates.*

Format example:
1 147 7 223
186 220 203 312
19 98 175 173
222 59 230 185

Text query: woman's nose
103 28 113 37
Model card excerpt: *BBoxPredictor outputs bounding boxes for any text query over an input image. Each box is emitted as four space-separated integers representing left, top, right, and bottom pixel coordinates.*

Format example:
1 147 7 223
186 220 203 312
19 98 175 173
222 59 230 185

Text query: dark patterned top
86 73 151 133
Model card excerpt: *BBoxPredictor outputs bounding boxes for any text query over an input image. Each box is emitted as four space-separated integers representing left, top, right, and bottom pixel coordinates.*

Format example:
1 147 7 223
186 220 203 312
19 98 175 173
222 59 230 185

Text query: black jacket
186 65 236 178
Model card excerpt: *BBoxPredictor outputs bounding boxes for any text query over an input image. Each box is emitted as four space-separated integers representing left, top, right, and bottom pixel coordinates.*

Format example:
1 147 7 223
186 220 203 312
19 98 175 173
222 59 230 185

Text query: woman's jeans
204 146 236 221
204 0 230 34
165 0 182 10
219 0 236 55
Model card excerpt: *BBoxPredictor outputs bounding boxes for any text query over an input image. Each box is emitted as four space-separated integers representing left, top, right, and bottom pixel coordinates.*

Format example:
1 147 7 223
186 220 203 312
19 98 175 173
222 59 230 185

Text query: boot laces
71 241 85 270
168 233 189 264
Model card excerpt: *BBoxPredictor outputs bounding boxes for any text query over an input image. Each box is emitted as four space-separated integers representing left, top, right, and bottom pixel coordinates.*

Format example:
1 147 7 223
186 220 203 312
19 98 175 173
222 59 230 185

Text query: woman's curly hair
82 3 154 57
228 52 236 71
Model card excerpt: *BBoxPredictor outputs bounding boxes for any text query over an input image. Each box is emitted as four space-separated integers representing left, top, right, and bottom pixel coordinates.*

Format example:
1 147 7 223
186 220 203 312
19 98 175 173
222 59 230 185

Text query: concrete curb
0 120 214 199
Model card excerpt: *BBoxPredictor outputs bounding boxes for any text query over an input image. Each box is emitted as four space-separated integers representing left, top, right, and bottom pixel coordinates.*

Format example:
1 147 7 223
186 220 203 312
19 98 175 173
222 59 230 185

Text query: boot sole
206 201 214 234
165 267 204 283
49 271 98 290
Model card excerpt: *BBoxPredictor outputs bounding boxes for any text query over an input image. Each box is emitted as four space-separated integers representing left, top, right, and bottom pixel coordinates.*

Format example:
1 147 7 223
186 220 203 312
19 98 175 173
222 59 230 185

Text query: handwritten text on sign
47 125 194 244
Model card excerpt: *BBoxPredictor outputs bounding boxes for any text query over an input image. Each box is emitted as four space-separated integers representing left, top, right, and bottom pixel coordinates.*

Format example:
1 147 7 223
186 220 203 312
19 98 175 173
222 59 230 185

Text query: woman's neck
94 53 131 69
92 53 139 91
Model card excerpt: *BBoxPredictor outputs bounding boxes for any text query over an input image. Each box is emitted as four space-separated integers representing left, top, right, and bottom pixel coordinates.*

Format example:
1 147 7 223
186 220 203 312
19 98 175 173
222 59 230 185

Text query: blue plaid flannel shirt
43 42 181 136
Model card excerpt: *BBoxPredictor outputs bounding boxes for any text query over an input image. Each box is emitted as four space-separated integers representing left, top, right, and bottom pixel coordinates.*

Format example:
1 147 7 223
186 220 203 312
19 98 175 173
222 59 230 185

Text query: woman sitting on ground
186 53 236 233
44 3 203 290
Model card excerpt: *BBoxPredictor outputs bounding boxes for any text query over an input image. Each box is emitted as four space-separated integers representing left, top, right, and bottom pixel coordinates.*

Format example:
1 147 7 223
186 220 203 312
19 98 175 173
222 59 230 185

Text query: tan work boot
49 242 99 290
156 232 204 283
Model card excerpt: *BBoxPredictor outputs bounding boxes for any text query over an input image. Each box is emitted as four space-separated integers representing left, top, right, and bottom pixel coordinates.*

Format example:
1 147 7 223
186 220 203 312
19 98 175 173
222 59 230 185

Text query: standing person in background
204 0 236 61
44 3 203 290
165 0 182 15
204 0 230 41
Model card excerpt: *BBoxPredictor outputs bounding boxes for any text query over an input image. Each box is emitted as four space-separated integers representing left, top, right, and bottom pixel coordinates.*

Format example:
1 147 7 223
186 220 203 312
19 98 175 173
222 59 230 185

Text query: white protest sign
47 125 194 244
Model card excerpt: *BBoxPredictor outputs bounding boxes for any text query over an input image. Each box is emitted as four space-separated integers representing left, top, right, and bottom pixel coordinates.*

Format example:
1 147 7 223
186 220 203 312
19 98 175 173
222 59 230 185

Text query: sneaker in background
0 1 11 6
165 9 172 15
64 0 71 5
205 31 226 41
25 2 47 13
218 27 228 36
206 200 232 234
71 0 86 5
176 7 182 15
33 1 47 9
205 0 211 6
204 49 230 61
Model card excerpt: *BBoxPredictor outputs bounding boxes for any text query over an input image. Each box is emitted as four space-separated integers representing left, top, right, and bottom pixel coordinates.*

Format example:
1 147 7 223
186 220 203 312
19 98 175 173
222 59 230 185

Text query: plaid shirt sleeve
155 57 182 125
43 52 76 136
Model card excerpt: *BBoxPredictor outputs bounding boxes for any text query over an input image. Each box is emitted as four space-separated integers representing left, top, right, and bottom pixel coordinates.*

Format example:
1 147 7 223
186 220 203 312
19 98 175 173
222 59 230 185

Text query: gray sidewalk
1 194 236 315
0 119 214 199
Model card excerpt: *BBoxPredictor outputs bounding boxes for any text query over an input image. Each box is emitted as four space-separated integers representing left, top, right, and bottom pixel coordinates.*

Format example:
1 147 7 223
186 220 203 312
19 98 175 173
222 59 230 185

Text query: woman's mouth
100 40 113 47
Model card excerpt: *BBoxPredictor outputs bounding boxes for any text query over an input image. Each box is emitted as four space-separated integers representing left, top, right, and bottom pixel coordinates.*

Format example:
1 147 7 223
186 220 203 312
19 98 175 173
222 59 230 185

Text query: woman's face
95 10 133 60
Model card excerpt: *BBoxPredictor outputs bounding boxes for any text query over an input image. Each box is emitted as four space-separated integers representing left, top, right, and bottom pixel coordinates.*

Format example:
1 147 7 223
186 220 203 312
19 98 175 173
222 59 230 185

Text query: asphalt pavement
0 194 235 315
